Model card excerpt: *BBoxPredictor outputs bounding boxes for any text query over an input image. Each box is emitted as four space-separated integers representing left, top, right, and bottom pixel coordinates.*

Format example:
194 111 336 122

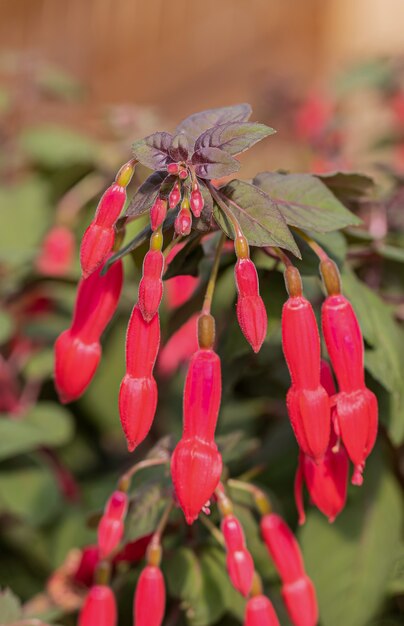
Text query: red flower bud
78 585 117 626
54 259 123 403
138 250 164 321
179 168 189 180
222 515 253 597
158 314 199 376
36 225 75 276
119 305 160 451
80 184 126 277
105 490 128 519
282 576 318 626
174 208 192 236
73 546 99 588
169 181 181 209
282 295 331 461
171 437 222 524
150 197 168 231
167 162 180 174
235 258 267 353
190 183 204 217
245 595 280 626
97 517 124 559
260 514 305 584
182 349 221 441
134 565 165 626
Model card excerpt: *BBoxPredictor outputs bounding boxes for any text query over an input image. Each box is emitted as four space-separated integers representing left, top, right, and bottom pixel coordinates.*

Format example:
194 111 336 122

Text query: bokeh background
1 2 404 626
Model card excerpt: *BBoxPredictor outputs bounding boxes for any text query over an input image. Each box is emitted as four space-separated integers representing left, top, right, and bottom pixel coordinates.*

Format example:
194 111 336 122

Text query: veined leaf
125 171 167 218
132 131 173 170
192 147 240 179
176 103 252 145
194 122 275 156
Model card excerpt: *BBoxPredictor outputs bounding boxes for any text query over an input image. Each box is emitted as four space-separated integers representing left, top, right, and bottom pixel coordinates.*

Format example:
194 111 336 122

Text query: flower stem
294 228 329 261
118 457 169 491
200 514 226 547
202 232 226 315
227 479 271 515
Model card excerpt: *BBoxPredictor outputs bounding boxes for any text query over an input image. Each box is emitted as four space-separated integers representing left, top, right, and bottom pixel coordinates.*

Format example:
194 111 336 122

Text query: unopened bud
198 313 215 349
320 259 341 296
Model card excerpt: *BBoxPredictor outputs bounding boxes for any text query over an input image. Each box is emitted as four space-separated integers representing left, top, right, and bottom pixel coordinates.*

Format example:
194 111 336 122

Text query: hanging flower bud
54 258 123 403
222 515 254 597
320 259 378 484
169 181 181 209
245 595 280 626
150 197 168 231
234 255 267 353
167 162 180 175
190 181 204 217
97 491 128 559
260 514 305 584
80 159 135 277
78 585 117 626
36 225 75 276
282 576 318 626
282 266 330 461
171 437 222 525
138 249 164 321
73 546 99 588
119 306 160 451
174 195 192 236
133 565 166 626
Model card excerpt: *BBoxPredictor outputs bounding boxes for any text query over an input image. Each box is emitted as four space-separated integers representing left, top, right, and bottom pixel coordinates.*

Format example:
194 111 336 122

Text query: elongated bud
138 249 164 321
235 258 267 353
73 545 99 587
78 585 117 626
222 515 254 597
183 348 221 441
286 386 331 462
260 514 305 583
80 160 135 277
54 259 123 403
150 197 168 231
169 181 181 209
171 437 222 524
190 181 204 217
119 306 160 451
134 565 165 626
282 576 318 626
36 225 75 276
175 196 192 236
245 595 280 626
105 490 128 519
97 490 128 558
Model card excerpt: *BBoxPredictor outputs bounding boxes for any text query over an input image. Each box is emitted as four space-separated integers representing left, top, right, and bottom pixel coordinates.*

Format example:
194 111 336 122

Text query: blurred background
1 2 404 625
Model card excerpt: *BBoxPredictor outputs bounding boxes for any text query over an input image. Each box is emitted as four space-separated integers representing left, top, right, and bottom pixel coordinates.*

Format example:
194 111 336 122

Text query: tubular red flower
36 225 75 276
282 576 318 626
80 185 126 278
97 490 128 558
169 181 181 209
245 595 280 626
78 584 117 626
73 546 99 588
119 305 160 451
182 349 222 441
234 258 267 353
190 182 204 217
133 565 165 626
105 491 128 520
286 386 331 462
150 197 168 231
174 207 192 236
222 515 254 597
260 514 305 584
138 250 164 322
171 437 222 525
54 259 123 403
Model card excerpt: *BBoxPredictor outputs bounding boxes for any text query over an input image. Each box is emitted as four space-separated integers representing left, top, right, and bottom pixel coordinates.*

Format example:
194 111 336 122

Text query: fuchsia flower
150 197 168 231
36 225 75 276
174 196 192 236
80 160 136 278
54 258 123 403
97 491 128 559
261 513 318 626
171 314 223 524
294 361 349 524
282 267 330 461
221 514 254 597
245 595 280 626
119 305 160 452
320 259 378 485
133 565 165 626
190 180 204 217
234 256 267 353
138 249 164 322
78 584 117 626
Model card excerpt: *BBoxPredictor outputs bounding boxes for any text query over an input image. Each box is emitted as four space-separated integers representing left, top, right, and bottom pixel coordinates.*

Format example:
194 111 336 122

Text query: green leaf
341 269 404 443
214 179 299 255
164 236 204 280
194 122 275 156
19 125 99 168
316 171 375 205
176 104 252 144
387 543 404 595
125 171 167 218
299 454 403 626
132 132 173 170
0 588 22 623
0 310 15 344
192 147 240 179
254 172 362 232
0 403 74 461
126 482 170 542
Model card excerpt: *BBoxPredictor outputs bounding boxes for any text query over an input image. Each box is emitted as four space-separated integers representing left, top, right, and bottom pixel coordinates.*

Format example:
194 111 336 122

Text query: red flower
150 197 168 231
190 181 204 217
54 259 123 403
97 491 128 559
138 249 164 322
78 585 117 626
133 565 165 626
222 515 254 597
245 595 280 626
282 576 318 626
235 258 267 353
36 225 75 276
